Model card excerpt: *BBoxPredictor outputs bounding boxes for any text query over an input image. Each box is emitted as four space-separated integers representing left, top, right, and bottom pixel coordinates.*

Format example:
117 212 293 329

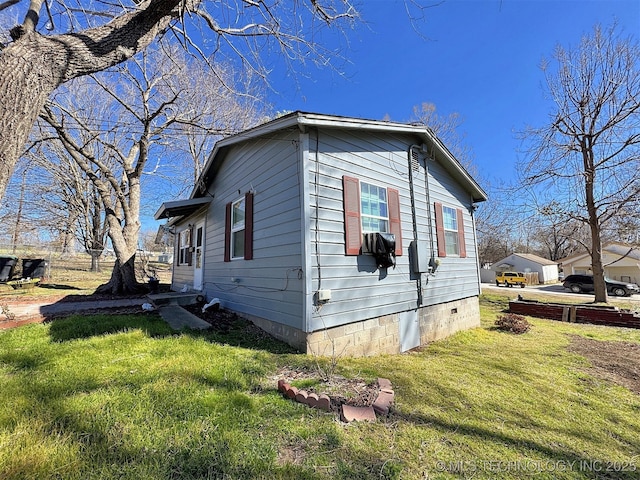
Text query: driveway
481 282 640 306
0 295 149 329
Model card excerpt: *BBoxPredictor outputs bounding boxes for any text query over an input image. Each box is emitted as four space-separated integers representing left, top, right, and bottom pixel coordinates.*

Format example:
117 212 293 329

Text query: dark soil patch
568 335 640 395
182 303 296 353
274 366 380 412
183 304 245 332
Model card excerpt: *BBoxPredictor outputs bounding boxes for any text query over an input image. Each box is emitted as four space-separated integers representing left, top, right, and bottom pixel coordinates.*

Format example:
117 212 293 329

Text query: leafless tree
0 0 359 202
519 23 640 302
411 102 476 175
410 102 511 265
37 46 266 293
530 202 587 261
29 136 110 270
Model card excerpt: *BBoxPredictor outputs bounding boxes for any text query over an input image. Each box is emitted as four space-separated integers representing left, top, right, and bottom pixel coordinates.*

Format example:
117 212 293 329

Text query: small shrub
495 313 531 334
1 303 15 322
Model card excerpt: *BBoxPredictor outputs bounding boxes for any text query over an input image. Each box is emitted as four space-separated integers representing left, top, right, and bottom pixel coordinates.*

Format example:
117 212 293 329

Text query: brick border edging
509 299 640 329
278 377 395 423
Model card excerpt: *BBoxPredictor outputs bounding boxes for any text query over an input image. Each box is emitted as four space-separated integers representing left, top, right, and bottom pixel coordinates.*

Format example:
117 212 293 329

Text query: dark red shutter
387 188 402 256
224 202 231 262
343 176 362 255
457 208 467 258
244 191 254 260
434 202 446 257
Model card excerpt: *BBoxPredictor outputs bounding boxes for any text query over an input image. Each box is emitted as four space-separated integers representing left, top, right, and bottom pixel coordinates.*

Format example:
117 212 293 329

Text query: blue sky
265 0 640 185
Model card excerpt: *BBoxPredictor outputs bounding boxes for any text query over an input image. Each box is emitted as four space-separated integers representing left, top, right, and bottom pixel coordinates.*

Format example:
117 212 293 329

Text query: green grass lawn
1 294 639 479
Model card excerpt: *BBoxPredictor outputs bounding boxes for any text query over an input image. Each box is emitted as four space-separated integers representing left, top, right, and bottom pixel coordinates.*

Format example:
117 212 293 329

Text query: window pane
445 231 459 255
379 202 388 218
232 198 245 228
360 182 389 233
361 198 371 215
232 229 245 258
362 217 389 233
196 227 203 247
443 206 457 231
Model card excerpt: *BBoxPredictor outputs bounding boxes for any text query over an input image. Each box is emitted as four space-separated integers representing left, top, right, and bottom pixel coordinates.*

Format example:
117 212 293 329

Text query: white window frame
230 197 245 259
360 181 389 233
442 205 460 256
178 229 190 265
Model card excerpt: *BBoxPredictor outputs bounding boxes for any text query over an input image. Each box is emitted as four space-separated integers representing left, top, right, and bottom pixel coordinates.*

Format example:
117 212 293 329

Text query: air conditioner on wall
362 232 396 269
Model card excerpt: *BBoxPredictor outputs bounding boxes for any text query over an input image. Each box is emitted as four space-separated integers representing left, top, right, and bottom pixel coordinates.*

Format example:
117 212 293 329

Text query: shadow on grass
47 312 298 355
391 409 639 479
47 313 173 342
37 283 83 291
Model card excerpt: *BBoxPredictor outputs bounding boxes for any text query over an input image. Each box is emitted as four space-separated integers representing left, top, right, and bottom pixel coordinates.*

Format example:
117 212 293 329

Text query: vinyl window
360 182 389 233
231 197 245 259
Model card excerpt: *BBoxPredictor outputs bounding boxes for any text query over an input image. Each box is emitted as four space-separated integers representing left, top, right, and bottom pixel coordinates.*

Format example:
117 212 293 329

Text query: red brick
317 394 331 411
340 405 376 423
277 379 288 393
373 390 395 415
285 386 298 399
305 393 319 408
377 378 392 390
295 390 308 403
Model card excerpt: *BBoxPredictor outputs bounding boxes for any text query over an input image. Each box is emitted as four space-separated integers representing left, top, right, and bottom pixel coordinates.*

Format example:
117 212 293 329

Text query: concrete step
157 304 210 331
147 292 202 307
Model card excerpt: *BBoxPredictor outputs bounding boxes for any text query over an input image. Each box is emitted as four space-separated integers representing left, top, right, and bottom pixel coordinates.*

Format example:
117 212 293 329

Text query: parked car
562 274 640 297
495 272 526 288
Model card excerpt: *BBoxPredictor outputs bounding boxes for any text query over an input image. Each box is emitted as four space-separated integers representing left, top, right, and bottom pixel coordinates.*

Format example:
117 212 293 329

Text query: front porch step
156 304 211 331
147 292 202 307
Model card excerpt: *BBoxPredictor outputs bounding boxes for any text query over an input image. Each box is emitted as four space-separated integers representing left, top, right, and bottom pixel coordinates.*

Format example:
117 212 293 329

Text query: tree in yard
0 0 359 202
531 202 587 261
38 46 267 293
29 137 110 270
519 24 640 302
411 102 476 175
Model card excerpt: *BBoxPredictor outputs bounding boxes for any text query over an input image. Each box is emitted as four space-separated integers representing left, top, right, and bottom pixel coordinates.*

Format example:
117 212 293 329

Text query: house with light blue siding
155 112 487 356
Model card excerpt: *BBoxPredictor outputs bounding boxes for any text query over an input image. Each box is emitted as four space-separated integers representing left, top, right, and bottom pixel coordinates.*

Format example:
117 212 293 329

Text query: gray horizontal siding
173 125 482 334
171 213 207 291
308 129 480 331
198 129 305 329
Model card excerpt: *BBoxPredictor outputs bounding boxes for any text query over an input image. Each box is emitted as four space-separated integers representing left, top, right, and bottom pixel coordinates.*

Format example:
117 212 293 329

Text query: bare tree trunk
60 228 77 257
584 147 608 303
95 177 143 294
90 253 101 274
99 255 144 295
11 170 27 254
0 0 183 201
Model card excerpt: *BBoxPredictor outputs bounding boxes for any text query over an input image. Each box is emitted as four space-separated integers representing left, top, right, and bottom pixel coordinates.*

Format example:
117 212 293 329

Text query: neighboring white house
559 243 640 285
489 253 559 284
155 112 488 356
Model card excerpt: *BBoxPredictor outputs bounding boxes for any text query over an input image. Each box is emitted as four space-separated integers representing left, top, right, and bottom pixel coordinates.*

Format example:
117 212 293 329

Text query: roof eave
154 197 212 220
191 111 488 203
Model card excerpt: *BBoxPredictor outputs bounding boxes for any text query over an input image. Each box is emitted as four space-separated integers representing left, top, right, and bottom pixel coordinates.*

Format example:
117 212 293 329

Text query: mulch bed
274 366 380 412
